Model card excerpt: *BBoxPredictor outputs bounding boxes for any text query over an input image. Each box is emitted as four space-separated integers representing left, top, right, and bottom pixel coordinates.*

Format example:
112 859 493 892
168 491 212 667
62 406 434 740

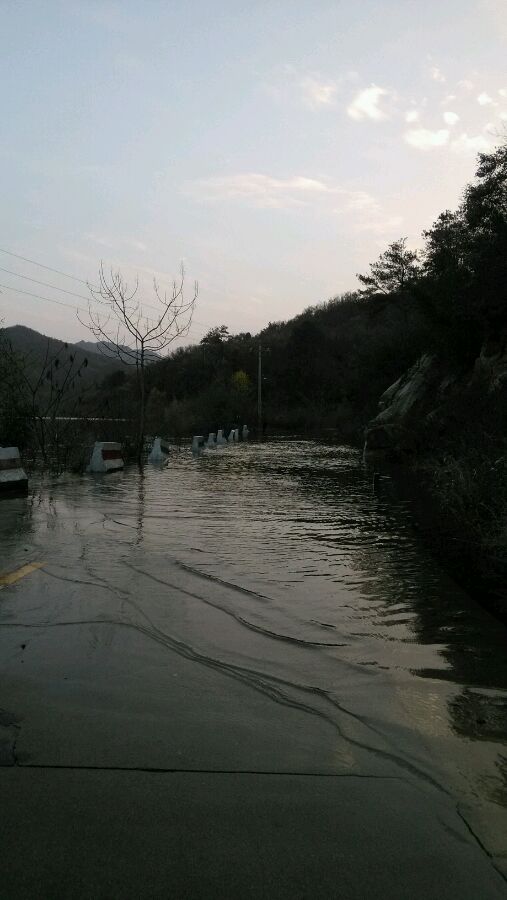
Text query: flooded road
1 439 507 897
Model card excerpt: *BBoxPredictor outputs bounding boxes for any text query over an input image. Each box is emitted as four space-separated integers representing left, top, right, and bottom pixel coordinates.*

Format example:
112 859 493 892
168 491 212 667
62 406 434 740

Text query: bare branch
79 261 198 460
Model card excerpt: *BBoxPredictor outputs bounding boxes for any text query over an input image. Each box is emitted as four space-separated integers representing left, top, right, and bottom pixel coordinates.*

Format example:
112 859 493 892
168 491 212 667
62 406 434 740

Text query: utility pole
257 342 262 437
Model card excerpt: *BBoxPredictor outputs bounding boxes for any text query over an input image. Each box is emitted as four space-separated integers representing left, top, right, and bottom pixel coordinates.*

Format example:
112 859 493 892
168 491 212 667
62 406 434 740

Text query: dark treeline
143 290 428 438
131 143 507 443
2 143 506 452
2 143 505 451
2 143 507 605
137 141 507 607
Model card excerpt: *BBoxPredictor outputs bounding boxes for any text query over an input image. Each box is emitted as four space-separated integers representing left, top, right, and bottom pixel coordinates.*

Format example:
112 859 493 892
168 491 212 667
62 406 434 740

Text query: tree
420 208 476 346
200 324 229 345
0 325 31 448
145 387 167 436
357 238 420 297
419 143 507 358
422 210 470 280
231 370 251 394
462 144 507 324
0 325 90 466
80 262 197 461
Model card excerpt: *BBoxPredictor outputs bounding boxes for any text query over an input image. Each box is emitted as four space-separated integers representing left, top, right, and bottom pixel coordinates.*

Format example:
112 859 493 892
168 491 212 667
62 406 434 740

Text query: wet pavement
1 440 507 897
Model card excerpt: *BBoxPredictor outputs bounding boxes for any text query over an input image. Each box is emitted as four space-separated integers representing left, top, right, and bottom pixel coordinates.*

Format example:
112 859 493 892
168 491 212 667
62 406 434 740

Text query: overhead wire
0 281 208 343
0 246 218 330
0 247 93 286
0 281 86 313
0 265 93 303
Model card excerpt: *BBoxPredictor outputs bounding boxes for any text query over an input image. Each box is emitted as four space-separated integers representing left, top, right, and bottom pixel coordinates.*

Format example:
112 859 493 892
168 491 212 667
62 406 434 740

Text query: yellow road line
0 562 46 587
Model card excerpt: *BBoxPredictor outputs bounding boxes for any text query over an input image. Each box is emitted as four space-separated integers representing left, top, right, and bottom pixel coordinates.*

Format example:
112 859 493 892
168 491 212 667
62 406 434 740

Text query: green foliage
231 370 251 394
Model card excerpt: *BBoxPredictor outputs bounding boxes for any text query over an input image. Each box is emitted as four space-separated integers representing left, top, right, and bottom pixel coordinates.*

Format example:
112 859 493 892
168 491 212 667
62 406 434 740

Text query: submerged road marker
0 561 46 588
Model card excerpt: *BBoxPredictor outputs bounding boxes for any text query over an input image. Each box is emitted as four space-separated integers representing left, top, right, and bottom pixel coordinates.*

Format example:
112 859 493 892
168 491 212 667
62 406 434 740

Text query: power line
0 247 92 286
0 266 92 303
0 246 217 329
0 281 208 342
0 263 209 327
0 256 166 316
0 281 85 313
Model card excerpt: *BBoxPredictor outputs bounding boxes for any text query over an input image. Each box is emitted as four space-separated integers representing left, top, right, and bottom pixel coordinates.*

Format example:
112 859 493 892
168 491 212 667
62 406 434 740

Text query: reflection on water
2 439 507 849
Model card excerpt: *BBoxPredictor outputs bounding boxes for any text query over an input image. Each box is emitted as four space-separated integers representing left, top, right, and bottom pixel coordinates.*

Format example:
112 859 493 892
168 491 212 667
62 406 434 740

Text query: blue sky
1 0 506 345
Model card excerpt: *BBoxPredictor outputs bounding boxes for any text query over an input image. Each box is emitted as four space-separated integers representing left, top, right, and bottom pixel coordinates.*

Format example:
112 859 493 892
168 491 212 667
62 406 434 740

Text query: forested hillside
2 144 505 449
1 143 506 604
144 292 428 438
141 144 506 444
3 325 120 387
145 142 507 606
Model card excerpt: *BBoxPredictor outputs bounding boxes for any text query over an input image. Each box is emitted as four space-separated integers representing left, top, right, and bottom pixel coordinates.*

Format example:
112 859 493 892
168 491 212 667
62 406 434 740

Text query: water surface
1 439 507 870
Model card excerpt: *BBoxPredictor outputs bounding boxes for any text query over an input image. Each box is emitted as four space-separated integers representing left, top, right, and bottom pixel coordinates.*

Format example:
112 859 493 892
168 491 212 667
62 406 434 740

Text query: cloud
341 192 403 233
185 173 332 209
185 172 402 238
450 132 493 155
477 92 496 106
443 111 460 125
185 172 396 223
264 66 357 111
404 128 450 150
405 109 419 123
458 79 475 91
347 85 390 121
343 192 380 214
300 76 339 108
499 89 507 98
430 66 446 83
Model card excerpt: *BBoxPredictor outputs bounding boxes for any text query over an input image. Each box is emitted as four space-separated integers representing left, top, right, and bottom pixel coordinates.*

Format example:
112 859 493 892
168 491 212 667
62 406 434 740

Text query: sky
1 0 506 348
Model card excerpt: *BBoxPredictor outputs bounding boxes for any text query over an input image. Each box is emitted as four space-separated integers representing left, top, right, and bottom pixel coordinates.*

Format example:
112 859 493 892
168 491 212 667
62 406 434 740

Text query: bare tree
0 326 91 470
79 263 197 460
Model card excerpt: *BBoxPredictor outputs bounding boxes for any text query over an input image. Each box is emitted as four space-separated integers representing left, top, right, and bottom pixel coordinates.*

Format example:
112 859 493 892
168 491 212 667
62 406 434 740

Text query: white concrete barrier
87 441 124 473
206 433 217 449
227 429 236 443
0 447 28 495
242 425 249 440
216 429 228 445
192 435 205 454
148 437 170 464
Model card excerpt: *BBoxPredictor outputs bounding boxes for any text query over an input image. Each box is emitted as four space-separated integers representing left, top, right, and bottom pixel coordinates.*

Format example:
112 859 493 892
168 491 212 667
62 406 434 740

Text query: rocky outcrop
364 355 446 460
473 335 507 391
364 340 507 461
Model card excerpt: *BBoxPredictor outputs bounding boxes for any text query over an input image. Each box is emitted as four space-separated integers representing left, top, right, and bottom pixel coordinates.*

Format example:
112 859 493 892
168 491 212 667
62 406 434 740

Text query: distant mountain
73 339 107 356
3 325 122 388
75 339 160 364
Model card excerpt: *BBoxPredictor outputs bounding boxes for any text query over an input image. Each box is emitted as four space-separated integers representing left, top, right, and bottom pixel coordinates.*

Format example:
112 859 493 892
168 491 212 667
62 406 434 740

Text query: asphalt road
2 452 507 897
2 768 507 899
